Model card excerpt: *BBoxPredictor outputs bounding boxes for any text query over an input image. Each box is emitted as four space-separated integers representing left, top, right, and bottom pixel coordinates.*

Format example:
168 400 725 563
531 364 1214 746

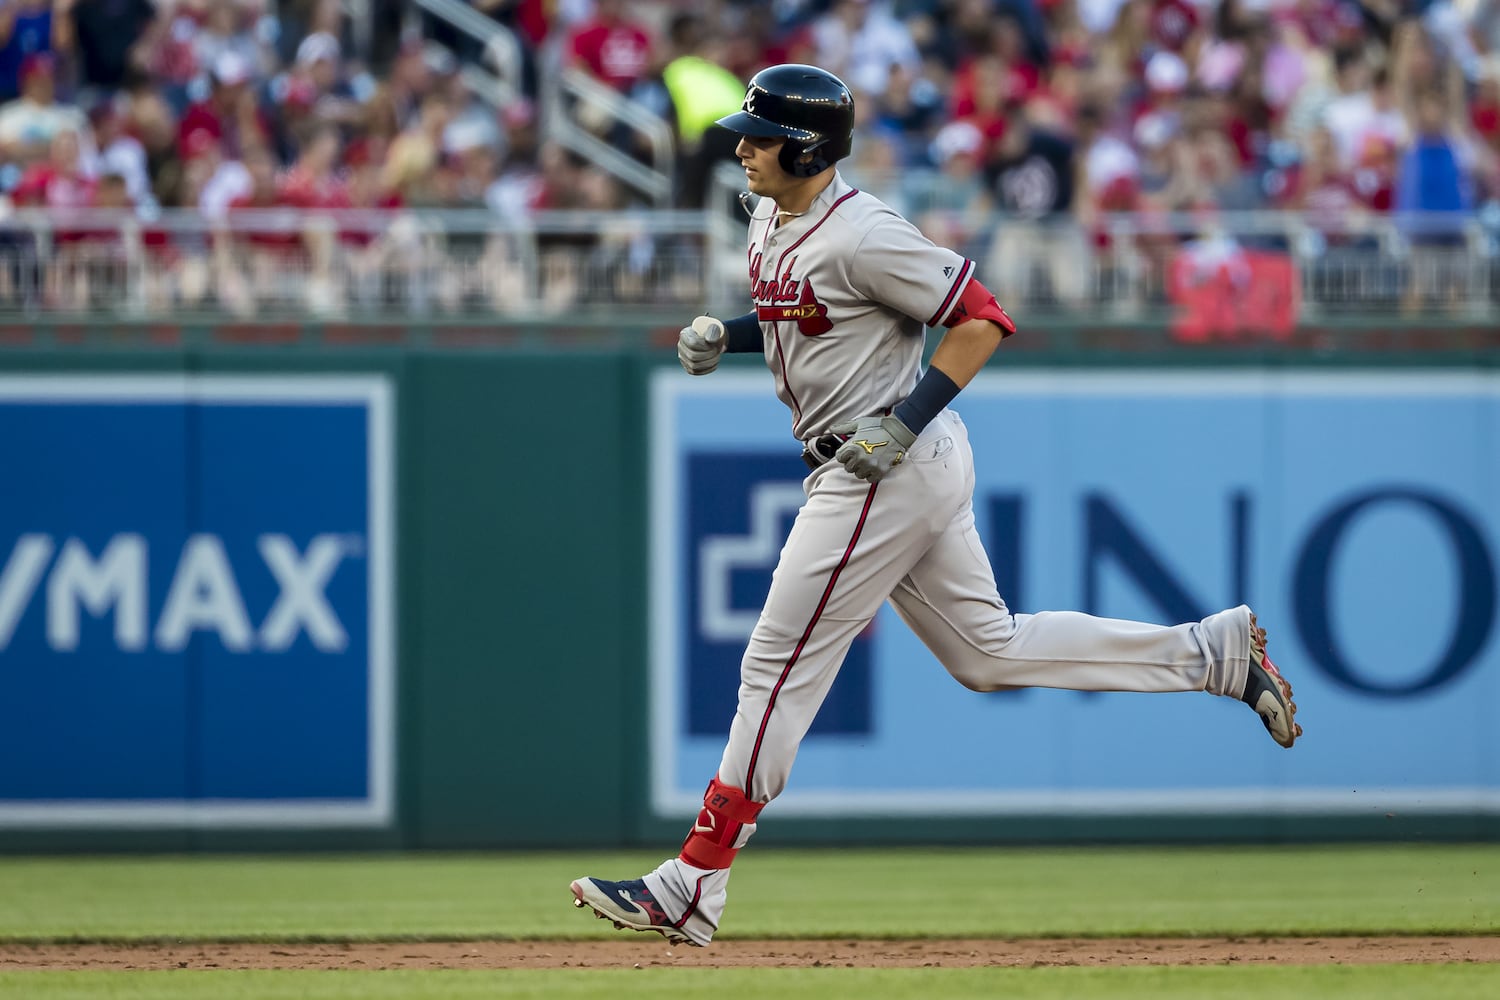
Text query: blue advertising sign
0 376 394 828
650 371 1500 818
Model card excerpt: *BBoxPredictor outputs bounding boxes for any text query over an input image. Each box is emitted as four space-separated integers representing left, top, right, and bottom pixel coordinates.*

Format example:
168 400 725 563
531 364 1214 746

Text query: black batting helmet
715 64 855 178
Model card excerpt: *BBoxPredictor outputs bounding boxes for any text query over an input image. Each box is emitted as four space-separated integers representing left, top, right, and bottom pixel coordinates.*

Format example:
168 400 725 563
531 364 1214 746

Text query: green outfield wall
0 330 1497 851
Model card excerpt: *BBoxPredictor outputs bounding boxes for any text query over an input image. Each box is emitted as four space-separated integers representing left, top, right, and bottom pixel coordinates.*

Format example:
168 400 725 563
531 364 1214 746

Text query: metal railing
0 203 1495 326
410 0 524 104
540 65 677 208
0 208 712 322
413 0 676 208
710 162 1500 327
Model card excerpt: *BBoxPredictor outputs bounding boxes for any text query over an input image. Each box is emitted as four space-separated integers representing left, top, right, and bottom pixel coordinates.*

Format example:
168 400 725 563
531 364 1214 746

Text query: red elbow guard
943 278 1017 337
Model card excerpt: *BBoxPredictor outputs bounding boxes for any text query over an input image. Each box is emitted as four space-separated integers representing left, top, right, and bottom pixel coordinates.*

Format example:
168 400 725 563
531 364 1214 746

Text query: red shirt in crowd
568 17 652 91
178 99 270 161
278 165 350 210
12 165 94 209
1149 0 1199 53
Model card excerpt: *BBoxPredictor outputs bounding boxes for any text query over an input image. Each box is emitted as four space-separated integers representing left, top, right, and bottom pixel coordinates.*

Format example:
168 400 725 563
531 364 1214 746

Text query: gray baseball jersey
635 170 1267 945
746 173 975 441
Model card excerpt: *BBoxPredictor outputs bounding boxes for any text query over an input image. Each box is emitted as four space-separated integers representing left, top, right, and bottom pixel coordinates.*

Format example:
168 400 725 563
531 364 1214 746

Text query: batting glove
678 316 726 376
831 414 917 482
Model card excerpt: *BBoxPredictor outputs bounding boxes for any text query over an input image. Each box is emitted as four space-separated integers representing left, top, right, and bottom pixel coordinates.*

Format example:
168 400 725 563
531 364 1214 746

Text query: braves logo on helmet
716 64 855 178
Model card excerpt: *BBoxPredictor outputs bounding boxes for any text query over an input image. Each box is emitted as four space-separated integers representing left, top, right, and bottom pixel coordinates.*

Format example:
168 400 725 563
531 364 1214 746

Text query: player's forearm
926 318 1004 388
891 319 1003 435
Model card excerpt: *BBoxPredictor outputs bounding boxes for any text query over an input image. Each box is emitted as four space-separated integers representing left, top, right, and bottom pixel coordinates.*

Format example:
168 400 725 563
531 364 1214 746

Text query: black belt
801 432 848 471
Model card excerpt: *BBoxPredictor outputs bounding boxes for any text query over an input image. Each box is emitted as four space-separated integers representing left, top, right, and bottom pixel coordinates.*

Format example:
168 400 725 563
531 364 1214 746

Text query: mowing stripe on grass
0 847 1494 941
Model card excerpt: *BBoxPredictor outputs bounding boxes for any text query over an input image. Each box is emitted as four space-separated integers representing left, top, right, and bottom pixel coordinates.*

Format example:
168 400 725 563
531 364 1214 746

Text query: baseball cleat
1244 613 1301 748
569 876 699 947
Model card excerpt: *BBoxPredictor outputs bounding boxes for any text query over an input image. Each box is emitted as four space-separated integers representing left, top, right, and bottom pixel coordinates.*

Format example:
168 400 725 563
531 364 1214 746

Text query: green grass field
1 845 1496 998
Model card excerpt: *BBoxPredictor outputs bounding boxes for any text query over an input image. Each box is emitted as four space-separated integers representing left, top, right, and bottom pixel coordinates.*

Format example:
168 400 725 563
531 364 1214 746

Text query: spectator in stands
435 50 503 160
485 103 545 223
986 12 1042 103
0 53 91 166
949 53 1012 159
1398 86 1473 311
273 0 337 67
197 131 255 222
293 31 364 130
281 122 346 207
50 169 136 311
910 118 993 253
985 99 1087 305
1350 132 1398 212
1138 49 1190 136
566 0 653 95
721 2 793 82
987 101 1075 218
68 0 155 96
363 37 432 140
217 140 298 315
1287 125 1361 237
811 0 921 100
224 139 287 217
11 124 92 208
119 78 180 207
265 31 363 160
654 13 743 209
1472 61 1500 206
1323 59 1408 171
1397 87 1472 220
278 121 346 313
194 1 273 87
343 135 397 211
1197 127 1264 213
0 0 72 103
868 60 945 167
85 167 127 210
178 51 270 161
90 94 151 209
382 91 450 203
171 126 227 210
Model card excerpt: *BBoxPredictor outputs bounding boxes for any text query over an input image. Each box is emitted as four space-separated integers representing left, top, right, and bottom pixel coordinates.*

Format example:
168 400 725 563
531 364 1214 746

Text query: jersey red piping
927 258 975 327
760 188 859 427
770 321 802 422
744 481 880 792
673 871 711 928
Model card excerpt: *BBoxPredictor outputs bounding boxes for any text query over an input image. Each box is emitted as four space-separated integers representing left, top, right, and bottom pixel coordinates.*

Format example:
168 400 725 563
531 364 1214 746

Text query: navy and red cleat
1244 613 1302 748
570 876 697 946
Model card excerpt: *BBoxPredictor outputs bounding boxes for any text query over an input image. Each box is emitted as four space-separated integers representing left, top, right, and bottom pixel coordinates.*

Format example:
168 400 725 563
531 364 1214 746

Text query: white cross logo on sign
698 482 806 641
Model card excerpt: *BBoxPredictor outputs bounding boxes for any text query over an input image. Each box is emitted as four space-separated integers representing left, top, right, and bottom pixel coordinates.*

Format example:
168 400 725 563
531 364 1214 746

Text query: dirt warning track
3 936 1498 970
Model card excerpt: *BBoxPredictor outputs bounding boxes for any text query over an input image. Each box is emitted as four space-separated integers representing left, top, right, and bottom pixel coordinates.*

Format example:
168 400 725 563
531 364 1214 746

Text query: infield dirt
3 937 1499 970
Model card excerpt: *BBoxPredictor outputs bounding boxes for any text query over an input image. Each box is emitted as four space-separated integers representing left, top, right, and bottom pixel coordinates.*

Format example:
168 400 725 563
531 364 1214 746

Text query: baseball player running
571 64 1301 947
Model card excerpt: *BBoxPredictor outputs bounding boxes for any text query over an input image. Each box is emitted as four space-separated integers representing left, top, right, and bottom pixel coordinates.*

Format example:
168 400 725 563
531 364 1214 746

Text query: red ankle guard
679 777 764 870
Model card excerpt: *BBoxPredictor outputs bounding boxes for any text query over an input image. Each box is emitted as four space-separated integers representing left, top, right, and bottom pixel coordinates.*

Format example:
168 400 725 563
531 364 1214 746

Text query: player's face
736 134 789 198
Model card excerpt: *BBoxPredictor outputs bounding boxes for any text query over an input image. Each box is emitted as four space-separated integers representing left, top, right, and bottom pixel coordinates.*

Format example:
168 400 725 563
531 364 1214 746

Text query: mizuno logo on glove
829 414 917 482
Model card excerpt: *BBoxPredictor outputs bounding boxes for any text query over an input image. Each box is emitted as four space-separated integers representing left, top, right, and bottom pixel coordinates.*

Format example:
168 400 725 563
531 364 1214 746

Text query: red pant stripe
744 482 880 791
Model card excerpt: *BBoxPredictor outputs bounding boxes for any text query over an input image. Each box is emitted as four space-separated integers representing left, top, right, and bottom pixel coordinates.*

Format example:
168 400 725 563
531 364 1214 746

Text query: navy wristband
893 368 961 436
723 312 762 353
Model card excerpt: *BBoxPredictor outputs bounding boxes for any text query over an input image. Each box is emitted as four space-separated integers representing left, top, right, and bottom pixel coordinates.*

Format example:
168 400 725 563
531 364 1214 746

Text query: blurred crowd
0 0 1495 316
